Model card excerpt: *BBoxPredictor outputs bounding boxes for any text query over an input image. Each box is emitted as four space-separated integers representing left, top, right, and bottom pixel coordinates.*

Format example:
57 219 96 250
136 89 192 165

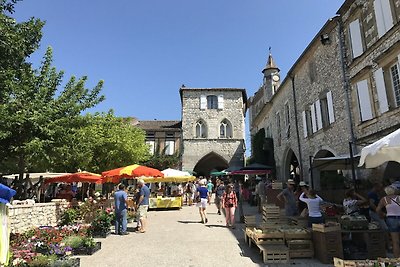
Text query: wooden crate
313 231 343 264
312 222 341 232
252 231 284 243
258 244 289 264
287 240 313 250
289 249 314 259
284 229 312 240
333 258 375 267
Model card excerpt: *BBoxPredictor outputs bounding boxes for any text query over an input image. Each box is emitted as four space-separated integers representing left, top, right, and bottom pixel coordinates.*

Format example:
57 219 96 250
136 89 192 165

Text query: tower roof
262 51 280 73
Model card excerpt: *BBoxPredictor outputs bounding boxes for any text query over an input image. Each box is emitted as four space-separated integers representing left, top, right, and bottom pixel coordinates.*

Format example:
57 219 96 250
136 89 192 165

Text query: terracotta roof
136 120 181 131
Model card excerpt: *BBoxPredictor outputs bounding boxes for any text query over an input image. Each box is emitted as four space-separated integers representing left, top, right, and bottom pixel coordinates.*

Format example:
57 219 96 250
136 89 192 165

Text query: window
164 140 175 155
195 120 207 138
374 0 394 38
320 97 330 128
390 63 400 107
284 102 290 127
207 95 218 109
265 125 272 138
219 119 232 138
349 19 364 58
356 79 374 122
310 103 317 133
276 112 281 146
315 100 323 130
146 140 155 155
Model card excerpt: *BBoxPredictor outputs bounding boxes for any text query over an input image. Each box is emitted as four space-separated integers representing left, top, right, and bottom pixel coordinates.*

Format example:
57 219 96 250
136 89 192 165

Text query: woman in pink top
221 184 238 229
377 185 400 257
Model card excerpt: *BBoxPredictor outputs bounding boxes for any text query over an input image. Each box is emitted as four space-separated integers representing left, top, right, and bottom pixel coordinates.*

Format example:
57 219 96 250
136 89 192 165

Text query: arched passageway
193 152 229 177
283 148 300 183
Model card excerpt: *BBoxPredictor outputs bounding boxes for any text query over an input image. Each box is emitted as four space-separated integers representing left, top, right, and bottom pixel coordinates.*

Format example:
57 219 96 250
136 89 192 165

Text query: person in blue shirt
136 179 150 233
196 179 209 224
114 184 128 235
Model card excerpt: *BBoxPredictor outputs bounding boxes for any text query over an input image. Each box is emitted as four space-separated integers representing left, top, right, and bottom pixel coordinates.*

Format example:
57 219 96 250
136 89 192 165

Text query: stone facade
180 88 247 175
8 202 68 233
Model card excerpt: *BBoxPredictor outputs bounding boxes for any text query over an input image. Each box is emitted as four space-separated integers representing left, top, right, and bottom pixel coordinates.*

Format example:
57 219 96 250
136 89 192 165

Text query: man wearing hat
277 179 298 216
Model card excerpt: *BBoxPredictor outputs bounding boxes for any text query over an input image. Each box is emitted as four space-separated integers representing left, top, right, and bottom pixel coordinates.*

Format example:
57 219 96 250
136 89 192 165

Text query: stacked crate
251 230 285 246
364 231 386 259
262 204 281 223
313 224 343 264
244 215 257 227
284 229 314 259
258 244 290 264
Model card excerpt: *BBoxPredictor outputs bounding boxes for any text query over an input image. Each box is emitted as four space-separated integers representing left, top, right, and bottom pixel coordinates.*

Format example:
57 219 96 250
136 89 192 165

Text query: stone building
250 17 352 188
338 0 400 179
180 87 247 176
135 120 181 156
249 0 400 186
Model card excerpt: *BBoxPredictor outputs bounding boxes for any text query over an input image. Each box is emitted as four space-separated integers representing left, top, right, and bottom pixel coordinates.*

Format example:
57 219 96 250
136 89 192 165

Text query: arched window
219 119 232 138
195 120 207 138
207 95 218 109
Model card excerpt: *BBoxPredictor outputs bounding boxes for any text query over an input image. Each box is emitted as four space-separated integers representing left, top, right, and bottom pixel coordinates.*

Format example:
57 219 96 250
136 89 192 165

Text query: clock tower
262 49 280 100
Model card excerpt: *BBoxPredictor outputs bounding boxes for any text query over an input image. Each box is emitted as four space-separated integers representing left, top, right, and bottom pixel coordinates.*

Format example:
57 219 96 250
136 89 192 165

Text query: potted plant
89 211 112 238
63 235 101 255
127 210 136 223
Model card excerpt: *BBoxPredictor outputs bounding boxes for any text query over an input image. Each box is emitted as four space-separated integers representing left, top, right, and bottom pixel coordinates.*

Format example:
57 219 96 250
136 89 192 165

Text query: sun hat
287 179 295 185
299 181 308 187
384 185 398 196
137 179 145 185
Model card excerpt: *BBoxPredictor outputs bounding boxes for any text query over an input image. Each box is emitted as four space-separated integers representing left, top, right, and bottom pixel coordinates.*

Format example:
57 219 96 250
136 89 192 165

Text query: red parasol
101 164 164 183
44 171 102 184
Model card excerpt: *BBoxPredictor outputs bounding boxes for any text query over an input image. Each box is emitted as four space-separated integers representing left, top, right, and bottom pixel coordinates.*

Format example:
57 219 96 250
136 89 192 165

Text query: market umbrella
44 171 102 184
101 164 164 183
143 168 195 183
358 128 400 168
0 184 16 204
210 170 229 176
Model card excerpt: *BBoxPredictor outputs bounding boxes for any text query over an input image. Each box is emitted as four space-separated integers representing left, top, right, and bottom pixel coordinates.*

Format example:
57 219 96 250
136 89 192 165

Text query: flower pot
73 242 101 255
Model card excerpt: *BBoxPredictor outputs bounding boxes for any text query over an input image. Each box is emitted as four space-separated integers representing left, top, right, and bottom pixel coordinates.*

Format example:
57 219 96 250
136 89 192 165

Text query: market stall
143 168 196 209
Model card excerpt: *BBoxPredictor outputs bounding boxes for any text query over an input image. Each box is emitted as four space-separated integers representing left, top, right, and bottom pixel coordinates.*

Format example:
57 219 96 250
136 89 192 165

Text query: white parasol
358 128 400 168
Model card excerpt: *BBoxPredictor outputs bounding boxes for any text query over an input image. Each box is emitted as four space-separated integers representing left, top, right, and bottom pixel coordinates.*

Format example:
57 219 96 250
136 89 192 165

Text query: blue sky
14 0 343 122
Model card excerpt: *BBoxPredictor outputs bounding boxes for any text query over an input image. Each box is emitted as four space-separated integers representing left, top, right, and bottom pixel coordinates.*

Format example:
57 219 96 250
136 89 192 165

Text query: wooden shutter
200 95 206 110
315 100 323 130
356 80 373 121
374 0 394 38
374 68 389 113
327 91 335 124
302 111 308 138
349 19 363 58
310 104 317 133
218 95 224 109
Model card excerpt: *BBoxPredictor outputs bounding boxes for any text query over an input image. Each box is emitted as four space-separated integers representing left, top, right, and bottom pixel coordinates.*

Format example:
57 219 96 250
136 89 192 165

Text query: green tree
144 143 180 171
47 112 151 173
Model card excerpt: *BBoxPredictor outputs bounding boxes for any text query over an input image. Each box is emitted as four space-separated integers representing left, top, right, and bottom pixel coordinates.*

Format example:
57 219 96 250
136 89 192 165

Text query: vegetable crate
251 231 285 246
312 222 341 232
283 229 312 240
257 244 289 264
244 215 257 227
334 258 375 267
262 204 280 221
287 240 314 259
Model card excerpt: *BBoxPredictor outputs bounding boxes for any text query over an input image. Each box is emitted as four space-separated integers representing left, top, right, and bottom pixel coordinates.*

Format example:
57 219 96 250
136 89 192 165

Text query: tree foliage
144 143 180 171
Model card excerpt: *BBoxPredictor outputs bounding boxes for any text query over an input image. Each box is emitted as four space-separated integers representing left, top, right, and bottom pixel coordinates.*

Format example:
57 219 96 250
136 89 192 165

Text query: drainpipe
290 74 304 180
337 17 358 183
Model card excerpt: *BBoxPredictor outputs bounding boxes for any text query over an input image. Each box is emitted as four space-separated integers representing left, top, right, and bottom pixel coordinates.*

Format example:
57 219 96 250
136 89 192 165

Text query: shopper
343 188 367 216
299 189 324 227
136 179 150 233
114 184 129 235
377 185 400 257
215 180 225 215
221 184 238 228
277 179 298 216
206 179 214 204
196 179 209 223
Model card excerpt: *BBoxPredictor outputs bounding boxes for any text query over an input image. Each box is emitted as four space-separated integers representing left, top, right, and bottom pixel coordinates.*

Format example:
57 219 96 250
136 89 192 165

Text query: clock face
272 74 280 82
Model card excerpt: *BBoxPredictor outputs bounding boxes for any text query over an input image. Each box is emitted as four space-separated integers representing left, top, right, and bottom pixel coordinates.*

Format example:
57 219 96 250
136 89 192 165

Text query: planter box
73 242 101 255
92 230 111 238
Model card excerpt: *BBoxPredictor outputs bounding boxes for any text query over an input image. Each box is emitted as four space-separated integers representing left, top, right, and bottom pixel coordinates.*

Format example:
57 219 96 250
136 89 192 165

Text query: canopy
102 164 164 183
0 184 16 204
358 128 400 168
143 168 196 183
210 170 228 176
312 155 360 171
230 163 272 175
3 173 71 184
44 171 102 184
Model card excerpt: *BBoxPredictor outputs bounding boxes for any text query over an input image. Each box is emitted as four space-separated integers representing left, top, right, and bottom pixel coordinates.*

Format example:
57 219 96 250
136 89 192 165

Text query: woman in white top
299 189 324 227
377 185 400 257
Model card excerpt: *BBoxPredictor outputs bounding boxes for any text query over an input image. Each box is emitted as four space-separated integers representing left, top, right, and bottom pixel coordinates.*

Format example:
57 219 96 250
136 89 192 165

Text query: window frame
207 95 218 109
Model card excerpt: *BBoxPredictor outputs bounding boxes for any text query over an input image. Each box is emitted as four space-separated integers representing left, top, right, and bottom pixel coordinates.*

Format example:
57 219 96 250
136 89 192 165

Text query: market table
341 229 386 259
149 196 182 209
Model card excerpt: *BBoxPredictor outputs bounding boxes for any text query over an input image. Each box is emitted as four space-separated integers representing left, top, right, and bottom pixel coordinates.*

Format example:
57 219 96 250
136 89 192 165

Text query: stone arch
281 147 300 183
312 148 337 190
193 152 229 177
219 118 233 138
194 119 207 138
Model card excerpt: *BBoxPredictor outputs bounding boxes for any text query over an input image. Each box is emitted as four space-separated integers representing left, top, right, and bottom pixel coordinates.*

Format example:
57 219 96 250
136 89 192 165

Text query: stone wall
8 202 69 233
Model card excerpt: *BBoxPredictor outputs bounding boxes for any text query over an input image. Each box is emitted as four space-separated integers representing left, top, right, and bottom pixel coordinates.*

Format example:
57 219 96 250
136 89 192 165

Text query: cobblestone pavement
79 198 333 267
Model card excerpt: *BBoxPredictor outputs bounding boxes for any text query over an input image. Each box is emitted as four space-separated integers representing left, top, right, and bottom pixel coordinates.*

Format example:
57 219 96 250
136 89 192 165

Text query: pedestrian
296 181 309 216
368 183 390 249
215 180 225 215
221 184 238 228
196 179 209 224
343 188 367 216
256 179 266 213
277 179 298 216
114 184 129 235
136 179 150 233
376 185 400 257
207 179 214 204
298 189 324 227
